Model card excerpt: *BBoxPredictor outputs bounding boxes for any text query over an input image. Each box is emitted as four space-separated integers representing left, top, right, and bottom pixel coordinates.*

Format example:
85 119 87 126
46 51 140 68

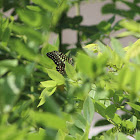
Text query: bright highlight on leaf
125 39 140 60
41 80 56 88
47 69 65 85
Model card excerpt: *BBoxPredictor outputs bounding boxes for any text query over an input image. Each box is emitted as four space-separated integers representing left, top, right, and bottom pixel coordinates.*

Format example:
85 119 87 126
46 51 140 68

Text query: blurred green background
0 0 140 140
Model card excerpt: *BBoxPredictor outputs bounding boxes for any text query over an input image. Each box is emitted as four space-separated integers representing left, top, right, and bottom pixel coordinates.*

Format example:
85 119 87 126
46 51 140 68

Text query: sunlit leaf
38 87 56 107
41 80 57 88
128 116 137 128
83 44 99 53
47 69 65 85
125 39 140 60
65 62 77 81
120 19 140 33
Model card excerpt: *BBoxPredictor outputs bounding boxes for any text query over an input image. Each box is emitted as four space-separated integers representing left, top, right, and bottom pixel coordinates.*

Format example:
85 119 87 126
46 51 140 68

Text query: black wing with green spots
46 51 72 75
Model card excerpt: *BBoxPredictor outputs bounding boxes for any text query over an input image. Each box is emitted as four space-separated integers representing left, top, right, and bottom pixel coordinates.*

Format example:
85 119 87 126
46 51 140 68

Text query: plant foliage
0 0 140 140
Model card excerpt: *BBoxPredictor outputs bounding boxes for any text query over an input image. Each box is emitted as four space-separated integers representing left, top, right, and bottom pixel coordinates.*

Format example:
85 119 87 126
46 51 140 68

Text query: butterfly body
46 51 72 75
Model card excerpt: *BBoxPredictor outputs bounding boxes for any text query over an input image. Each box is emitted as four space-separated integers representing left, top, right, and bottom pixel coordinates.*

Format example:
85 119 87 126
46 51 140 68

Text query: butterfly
46 51 72 75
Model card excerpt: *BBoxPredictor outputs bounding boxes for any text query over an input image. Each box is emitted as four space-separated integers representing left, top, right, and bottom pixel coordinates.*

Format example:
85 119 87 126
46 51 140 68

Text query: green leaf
126 102 140 112
136 131 140 140
111 38 125 58
108 15 115 24
27 128 45 140
41 43 58 57
120 19 140 33
37 97 46 107
74 114 87 130
10 39 37 60
105 104 116 119
67 122 84 137
7 73 25 95
55 129 65 140
95 101 122 124
83 43 99 53
10 40 51 68
0 67 8 76
83 96 94 124
32 0 57 12
125 39 140 60
102 3 116 14
65 135 75 140
117 132 127 140
95 101 106 118
25 63 35 76
31 111 66 130
17 9 43 27
0 59 18 67
12 23 43 44
121 120 135 131
76 52 94 77
117 31 135 38
118 64 140 95
128 116 137 128
2 27 10 42
118 66 130 88
26 5 42 12
38 87 56 107
91 88 109 101
47 69 65 85
97 21 111 33
0 69 25 112
0 125 26 140
40 87 56 98
118 65 139 92
81 125 90 140
53 35 59 49
65 62 77 81
97 41 110 54
41 80 57 88
113 94 124 105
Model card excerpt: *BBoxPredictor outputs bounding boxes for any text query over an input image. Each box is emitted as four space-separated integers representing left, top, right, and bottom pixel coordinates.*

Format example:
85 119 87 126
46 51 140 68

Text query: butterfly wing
56 65 65 75
46 51 72 75
46 51 62 66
